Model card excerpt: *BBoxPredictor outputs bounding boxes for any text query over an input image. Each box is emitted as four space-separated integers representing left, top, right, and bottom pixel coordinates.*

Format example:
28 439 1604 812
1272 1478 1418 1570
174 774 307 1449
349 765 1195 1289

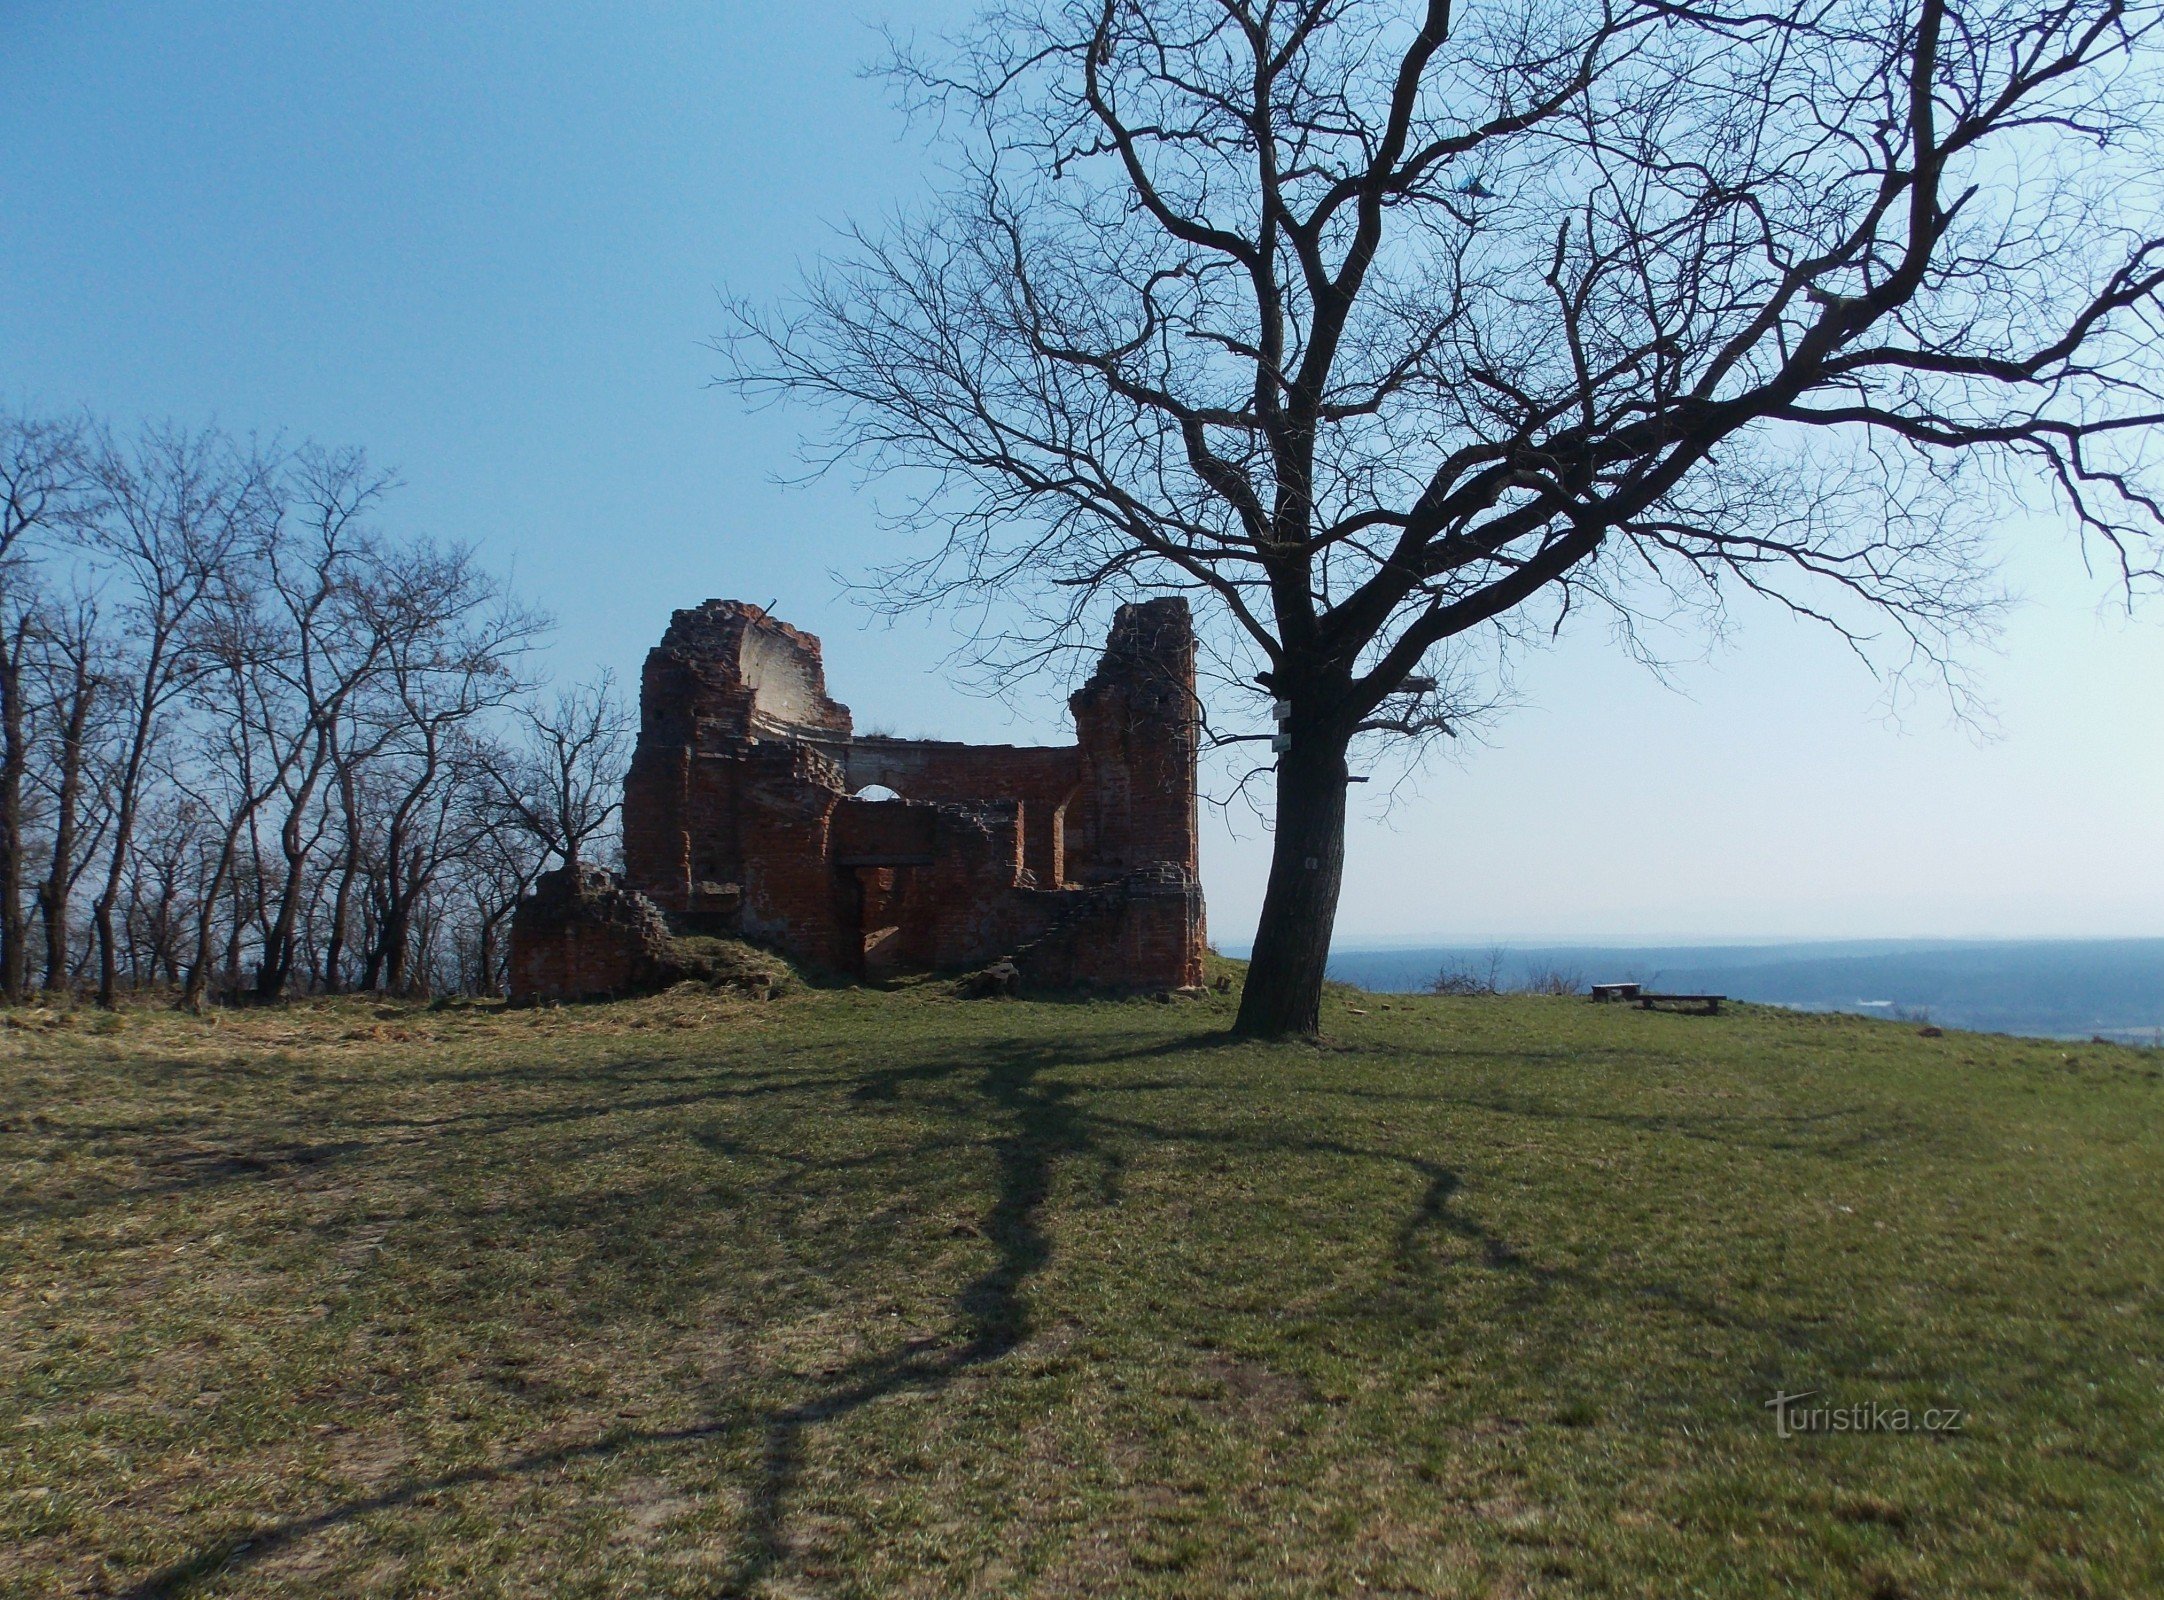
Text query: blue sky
6 0 2160 946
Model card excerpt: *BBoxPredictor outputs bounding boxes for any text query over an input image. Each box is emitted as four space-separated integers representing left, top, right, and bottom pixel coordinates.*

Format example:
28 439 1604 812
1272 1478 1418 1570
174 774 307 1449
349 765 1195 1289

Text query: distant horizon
1315 936 2164 1042
1249 932 2164 955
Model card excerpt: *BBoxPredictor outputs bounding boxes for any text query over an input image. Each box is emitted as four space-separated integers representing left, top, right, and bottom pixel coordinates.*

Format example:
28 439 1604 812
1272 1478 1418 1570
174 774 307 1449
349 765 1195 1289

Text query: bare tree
452 791 551 996
0 406 578 1005
354 545 542 994
249 448 400 998
0 411 90 1000
172 541 295 1010
30 591 115 993
0 601 42 1002
118 788 208 990
728 0 2164 1035
79 424 270 1007
319 688 380 994
481 674 632 876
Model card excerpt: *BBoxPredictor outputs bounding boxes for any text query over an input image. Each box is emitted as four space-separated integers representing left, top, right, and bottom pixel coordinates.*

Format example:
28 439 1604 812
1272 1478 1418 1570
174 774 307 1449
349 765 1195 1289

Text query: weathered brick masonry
506 864 702 1002
510 598 1206 999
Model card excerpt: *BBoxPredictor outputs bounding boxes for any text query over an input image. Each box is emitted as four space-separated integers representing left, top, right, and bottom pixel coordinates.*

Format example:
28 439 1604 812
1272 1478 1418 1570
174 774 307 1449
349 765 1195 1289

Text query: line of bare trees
0 407 630 1006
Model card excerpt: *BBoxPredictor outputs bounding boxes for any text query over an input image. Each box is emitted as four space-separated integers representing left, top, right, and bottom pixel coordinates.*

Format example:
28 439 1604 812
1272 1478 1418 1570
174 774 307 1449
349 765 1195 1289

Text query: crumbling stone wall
511 597 1206 1001
508 864 701 1001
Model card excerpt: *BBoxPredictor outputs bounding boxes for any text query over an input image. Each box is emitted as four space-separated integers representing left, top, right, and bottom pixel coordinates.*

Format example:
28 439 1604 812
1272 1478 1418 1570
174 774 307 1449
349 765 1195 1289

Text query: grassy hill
3 975 2160 1598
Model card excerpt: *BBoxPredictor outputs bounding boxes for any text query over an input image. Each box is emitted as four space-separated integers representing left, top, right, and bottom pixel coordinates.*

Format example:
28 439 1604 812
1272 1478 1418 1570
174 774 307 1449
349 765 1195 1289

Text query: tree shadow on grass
118 1415 756 1600
116 1038 1095 1599
110 1019 1908 1597
718 1042 1095 1594
0 1056 877 1228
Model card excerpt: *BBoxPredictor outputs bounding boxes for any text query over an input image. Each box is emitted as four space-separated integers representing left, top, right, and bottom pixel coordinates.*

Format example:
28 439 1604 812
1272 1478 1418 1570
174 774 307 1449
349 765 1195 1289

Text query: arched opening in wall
854 784 903 802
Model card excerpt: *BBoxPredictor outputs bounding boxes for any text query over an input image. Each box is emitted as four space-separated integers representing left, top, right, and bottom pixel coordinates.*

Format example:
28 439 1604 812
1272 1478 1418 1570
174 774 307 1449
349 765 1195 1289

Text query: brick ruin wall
511 598 1206 1000
507 864 700 1003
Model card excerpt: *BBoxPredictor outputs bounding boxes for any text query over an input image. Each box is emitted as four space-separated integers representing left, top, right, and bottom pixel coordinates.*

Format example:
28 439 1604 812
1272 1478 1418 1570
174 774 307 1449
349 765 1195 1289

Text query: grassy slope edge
2 976 2159 1598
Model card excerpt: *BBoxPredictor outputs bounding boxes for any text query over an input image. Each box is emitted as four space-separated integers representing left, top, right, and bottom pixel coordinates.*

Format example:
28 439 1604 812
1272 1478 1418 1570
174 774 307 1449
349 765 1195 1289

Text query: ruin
509 598 1207 1000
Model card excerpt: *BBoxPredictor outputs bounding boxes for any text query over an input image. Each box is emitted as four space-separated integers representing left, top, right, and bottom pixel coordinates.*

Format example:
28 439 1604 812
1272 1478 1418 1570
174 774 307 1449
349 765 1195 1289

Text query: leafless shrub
1520 966 1585 997
1430 947 1505 996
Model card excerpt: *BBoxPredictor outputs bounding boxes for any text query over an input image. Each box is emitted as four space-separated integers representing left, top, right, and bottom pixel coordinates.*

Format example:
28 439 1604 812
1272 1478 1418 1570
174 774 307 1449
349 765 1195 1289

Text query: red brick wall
1008 867 1206 992
509 866 689 1002
846 740 1081 887
735 746 850 971
1069 599 1201 885
582 596 1206 993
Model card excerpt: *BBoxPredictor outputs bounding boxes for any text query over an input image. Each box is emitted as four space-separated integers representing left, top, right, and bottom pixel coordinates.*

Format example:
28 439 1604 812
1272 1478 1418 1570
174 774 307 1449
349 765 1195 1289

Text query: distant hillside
1323 938 2164 1042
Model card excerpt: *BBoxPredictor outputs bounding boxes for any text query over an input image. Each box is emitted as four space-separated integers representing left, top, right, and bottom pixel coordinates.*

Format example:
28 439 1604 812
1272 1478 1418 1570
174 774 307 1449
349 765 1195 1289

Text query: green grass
2 975 2160 1598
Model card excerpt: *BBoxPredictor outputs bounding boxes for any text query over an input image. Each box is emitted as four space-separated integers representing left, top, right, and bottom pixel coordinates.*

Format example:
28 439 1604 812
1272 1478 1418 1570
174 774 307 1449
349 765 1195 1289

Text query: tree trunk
322 768 363 993
1232 730 1350 1038
323 853 356 993
476 915 501 999
360 870 392 993
181 825 246 1011
256 794 317 999
94 899 119 1007
92 656 164 1009
40 673 91 993
92 774 146 1009
0 619 30 1003
380 888 412 996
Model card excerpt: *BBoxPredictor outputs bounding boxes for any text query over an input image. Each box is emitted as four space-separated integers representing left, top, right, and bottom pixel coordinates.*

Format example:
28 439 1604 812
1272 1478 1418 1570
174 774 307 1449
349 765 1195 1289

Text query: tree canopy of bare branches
725 0 2164 1035
0 406 616 1008
477 673 634 876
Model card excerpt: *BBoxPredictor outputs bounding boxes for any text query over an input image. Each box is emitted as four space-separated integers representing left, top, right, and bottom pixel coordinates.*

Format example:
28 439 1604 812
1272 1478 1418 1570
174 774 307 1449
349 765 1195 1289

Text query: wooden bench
1635 992 1723 1015
1591 983 1723 1015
